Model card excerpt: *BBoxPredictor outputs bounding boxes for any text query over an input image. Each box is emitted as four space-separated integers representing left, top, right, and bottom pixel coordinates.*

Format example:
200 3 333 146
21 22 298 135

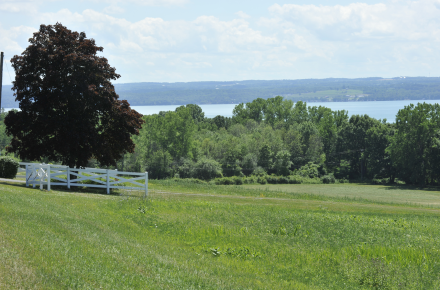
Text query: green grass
1 180 440 289
242 183 440 207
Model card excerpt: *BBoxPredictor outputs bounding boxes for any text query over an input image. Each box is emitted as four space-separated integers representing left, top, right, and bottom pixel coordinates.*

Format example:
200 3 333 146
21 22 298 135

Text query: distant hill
2 77 440 108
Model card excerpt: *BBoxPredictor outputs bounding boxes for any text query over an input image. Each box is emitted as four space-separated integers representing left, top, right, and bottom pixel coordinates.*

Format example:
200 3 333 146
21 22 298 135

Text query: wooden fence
18 163 148 196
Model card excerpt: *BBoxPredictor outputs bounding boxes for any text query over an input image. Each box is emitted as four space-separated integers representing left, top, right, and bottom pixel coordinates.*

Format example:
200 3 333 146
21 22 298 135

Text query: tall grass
1 181 440 289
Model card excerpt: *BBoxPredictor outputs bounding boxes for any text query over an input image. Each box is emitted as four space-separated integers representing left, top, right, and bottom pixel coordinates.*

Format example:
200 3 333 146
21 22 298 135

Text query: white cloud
235 11 250 19
267 1 440 41
0 24 36 53
0 0 39 13
88 0 188 6
4 1 440 82
103 5 125 14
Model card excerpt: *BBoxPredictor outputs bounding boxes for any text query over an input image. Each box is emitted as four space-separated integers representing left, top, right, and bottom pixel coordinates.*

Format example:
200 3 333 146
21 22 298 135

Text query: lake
131 100 440 122
6 100 439 122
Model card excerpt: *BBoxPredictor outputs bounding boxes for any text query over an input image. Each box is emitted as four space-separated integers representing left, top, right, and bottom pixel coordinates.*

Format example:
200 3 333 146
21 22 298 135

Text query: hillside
2 77 440 108
2 180 440 289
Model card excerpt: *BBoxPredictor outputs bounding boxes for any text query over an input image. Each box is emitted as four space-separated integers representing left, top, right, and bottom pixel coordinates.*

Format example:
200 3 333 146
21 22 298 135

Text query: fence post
67 167 70 189
47 164 51 191
32 164 36 188
106 169 110 194
25 164 29 187
144 172 148 198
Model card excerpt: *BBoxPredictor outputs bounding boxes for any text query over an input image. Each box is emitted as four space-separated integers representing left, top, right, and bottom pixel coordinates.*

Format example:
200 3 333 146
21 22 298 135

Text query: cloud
0 24 36 53
103 5 125 14
4 1 440 82
267 1 440 42
235 11 250 19
88 0 188 6
0 0 39 13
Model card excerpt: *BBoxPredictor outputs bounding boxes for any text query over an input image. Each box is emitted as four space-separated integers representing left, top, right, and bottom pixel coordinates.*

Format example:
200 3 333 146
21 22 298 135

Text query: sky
1 0 440 84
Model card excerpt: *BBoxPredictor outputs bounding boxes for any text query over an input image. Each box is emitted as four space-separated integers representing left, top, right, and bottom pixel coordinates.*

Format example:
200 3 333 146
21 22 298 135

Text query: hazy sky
1 0 439 84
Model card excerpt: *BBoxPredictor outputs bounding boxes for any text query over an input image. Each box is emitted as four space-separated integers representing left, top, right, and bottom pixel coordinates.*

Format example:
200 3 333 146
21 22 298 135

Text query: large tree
388 102 440 186
5 23 144 168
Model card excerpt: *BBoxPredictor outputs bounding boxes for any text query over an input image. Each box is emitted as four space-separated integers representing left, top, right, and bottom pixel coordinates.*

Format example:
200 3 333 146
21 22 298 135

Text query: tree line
4 77 440 107
101 96 439 186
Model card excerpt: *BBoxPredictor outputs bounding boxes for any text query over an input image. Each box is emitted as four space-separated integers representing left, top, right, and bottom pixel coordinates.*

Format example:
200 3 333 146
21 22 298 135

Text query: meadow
1 180 440 289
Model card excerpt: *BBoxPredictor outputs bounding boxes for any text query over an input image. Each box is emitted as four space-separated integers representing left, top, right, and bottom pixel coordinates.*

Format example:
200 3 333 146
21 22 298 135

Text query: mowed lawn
242 183 440 207
1 180 440 289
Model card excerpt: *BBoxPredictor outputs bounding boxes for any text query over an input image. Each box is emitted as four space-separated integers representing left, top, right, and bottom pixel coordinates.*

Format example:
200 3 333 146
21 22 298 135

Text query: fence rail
18 163 148 196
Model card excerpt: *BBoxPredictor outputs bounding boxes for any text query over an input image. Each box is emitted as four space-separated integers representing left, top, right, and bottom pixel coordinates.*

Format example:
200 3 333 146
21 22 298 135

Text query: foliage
5 23 143 168
251 166 266 176
0 156 19 178
334 160 351 179
192 158 222 180
388 102 440 186
321 173 336 184
296 162 321 178
6 91 430 186
273 150 292 176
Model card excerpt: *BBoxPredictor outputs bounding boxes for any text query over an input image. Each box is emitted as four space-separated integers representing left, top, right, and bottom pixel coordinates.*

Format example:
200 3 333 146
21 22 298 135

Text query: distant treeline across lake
2 77 440 108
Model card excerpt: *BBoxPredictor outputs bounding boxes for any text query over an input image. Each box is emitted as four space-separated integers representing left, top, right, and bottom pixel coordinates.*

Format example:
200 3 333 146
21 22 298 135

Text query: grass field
242 183 440 207
1 180 440 289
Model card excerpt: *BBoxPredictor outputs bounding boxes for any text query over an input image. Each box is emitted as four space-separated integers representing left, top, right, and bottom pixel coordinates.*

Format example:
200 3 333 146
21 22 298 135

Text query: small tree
5 23 144 168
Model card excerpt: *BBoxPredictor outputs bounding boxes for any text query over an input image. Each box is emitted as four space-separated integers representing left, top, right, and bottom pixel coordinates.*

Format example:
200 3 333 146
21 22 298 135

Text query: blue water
132 100 440 122
7 100 440 122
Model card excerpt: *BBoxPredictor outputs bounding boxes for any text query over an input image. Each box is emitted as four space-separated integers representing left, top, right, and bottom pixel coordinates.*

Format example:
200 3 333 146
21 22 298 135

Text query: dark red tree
5 23 144 168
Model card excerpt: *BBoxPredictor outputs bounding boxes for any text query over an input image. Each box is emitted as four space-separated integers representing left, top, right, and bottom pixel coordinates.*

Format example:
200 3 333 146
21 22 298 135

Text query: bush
288 175 303 184
297 162 320 178
257 176 267 184
171 178 207 185
233 176 243 185
278 176 289 184
0 157 19 179
214 177 235 185
266 175 278 184
372 177 390 185
243 176 257 184
288 175 323 184
321 174 336 184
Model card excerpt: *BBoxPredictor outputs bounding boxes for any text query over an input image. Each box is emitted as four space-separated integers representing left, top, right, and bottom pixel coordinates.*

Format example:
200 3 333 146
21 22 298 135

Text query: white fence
18 163 148 196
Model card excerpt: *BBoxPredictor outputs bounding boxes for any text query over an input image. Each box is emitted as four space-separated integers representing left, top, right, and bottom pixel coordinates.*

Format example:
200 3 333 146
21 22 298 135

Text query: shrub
257 176 267 184
321 174 336 184
372 178 390 185
279 176 289 184
233 176 243 185
0 157 19 179
243 176 257 184
171 178 207 185
266 175 278 184
288 175 323 184
214 177 235 185
297 162 320 178
288 175 303 184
